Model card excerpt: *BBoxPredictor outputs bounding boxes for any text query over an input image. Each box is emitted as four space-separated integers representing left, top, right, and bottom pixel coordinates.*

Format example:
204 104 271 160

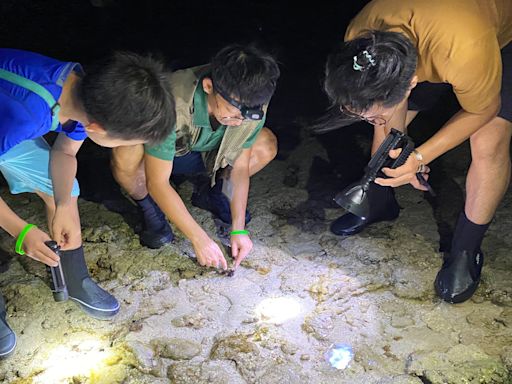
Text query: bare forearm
148 181 208 243
230 166 250 231
50 150 77 206
418 107 498 164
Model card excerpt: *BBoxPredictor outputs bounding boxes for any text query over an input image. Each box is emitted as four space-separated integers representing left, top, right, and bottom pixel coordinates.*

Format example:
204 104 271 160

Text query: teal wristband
230 230 249 236
15 224 37 255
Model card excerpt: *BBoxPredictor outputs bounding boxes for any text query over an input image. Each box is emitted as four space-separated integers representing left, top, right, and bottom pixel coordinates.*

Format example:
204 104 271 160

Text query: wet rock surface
0 129 511 384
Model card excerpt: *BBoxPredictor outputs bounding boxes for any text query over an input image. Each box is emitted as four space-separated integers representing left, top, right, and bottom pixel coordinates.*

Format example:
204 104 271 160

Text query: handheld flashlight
44 241 69 302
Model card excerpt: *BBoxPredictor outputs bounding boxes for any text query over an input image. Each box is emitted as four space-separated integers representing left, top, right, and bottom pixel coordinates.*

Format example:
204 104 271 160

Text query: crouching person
111 44 280 270
0 48 175 356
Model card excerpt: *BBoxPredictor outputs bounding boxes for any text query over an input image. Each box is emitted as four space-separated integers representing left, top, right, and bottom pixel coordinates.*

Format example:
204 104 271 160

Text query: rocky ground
0 120 511 384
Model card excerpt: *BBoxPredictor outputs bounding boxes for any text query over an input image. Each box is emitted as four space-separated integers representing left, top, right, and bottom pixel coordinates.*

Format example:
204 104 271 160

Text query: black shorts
408 41 512 123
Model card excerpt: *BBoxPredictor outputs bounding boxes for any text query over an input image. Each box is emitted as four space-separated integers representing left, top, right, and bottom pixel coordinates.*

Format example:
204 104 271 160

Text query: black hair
210 43 280 107
314 30 417 133
78 51 175 145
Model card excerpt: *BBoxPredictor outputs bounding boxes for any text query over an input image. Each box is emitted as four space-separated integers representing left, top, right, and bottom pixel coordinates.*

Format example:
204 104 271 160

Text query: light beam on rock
255 296 302 324
35 338 113 383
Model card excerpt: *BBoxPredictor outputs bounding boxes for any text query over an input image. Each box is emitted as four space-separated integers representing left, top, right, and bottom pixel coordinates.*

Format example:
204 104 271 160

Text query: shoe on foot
0 295 16 358
191 179 251 224
434 249 484 304
331 183 399 236
139 225 174 249
68 277 120 320
61 247 120 320
136 194 173 249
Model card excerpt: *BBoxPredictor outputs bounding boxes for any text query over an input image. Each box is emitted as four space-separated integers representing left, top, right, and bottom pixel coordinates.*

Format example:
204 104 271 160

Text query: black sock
451 211 490 254
135 194 167 232
210 178 224 195
60 246 89 292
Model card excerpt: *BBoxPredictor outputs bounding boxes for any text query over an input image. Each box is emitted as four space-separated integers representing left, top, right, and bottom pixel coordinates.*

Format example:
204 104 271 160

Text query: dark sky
0 0 370 122
0 0 378 203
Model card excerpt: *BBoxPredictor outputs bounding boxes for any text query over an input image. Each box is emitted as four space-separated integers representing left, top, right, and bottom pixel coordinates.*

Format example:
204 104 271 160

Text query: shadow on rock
274 122 372 233
0 248 13 274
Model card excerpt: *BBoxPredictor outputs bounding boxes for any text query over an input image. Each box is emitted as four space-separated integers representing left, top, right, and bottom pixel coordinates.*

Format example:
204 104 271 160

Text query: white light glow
34 338 113 383
255 296 302 324
325 343 354 370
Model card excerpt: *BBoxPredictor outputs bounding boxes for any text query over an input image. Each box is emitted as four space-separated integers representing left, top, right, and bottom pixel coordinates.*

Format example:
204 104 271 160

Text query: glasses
340 105 387 126
214 93 245 124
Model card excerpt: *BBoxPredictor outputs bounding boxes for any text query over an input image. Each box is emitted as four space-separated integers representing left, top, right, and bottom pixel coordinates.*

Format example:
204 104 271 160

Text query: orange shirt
345 0 512 114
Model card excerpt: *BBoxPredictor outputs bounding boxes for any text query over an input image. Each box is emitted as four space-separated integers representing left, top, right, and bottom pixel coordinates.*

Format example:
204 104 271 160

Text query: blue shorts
0 137 80 197
172 151 206 175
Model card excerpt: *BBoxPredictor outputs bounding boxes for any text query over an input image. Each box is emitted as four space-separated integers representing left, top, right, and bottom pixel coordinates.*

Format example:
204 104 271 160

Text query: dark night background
0 0 463 248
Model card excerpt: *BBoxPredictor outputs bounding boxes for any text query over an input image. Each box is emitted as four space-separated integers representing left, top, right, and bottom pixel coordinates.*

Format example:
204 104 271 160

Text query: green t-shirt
144 84 265 161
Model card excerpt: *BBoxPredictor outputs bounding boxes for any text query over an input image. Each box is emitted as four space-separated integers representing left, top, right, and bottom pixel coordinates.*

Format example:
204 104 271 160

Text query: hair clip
353 50 376 71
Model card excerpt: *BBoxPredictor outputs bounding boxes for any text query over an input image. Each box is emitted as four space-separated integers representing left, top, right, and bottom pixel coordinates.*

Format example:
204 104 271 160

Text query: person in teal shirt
111 44 280 271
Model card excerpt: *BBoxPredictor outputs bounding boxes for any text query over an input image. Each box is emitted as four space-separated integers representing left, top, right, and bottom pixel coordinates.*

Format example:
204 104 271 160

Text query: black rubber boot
60 246 120 320
0 294 16 358
191 178 251 224
135 194 173 249
434 212 490 303
330 182 400 236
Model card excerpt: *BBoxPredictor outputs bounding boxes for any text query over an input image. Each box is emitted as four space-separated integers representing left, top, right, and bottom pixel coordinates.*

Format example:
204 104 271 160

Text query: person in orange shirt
319 0 512 303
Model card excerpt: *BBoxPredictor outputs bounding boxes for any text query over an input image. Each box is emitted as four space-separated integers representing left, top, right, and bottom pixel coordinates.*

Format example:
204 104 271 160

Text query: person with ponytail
319 0 512 304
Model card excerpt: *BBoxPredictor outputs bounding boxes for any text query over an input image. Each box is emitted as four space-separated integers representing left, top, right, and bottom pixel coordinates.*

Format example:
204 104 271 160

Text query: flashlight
44 241 69 302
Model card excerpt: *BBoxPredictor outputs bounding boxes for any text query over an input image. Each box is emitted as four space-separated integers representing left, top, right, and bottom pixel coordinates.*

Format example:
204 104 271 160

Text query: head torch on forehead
214 85 265 121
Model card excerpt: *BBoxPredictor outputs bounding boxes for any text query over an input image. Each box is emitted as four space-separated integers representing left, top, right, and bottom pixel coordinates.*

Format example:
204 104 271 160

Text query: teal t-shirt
145 84 265 161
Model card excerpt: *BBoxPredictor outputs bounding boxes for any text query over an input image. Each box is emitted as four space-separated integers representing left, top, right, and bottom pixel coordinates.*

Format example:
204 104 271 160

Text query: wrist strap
230 230 249 236
15 224 37 255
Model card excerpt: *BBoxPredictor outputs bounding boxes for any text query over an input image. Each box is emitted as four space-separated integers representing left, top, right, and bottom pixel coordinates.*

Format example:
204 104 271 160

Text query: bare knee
470 117 512 165
35 191 56 217
111 145 145 180
254 127 278 164
35 190 54 206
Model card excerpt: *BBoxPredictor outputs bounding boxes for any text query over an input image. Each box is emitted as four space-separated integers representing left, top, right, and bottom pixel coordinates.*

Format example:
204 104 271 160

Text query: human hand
192 236 228 270
375 148 430 191
230 233 253 268
51 205 81 250
21 227 60 267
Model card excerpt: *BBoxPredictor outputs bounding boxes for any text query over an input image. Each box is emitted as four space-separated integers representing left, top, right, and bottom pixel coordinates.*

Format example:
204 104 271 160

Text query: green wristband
15 224 37 255
230 230 249 236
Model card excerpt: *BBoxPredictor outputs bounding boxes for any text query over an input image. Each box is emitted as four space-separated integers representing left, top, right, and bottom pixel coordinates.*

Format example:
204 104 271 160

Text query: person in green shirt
111 44 280 270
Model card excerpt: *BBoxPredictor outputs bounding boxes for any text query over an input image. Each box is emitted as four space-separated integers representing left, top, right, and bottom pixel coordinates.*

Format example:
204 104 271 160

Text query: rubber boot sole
139 230 174 249
69 296 120 320
0 334 16 358
434 278 480 304
330 214 399 236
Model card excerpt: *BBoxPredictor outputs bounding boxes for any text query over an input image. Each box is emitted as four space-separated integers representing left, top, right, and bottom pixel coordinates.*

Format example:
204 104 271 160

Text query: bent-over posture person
112 44 280 270
320 0 512 303
0 49 175 356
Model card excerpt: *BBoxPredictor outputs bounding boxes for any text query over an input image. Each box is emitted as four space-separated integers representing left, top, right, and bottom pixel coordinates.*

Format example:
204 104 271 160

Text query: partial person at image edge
0 48 176 357
317 0 512 304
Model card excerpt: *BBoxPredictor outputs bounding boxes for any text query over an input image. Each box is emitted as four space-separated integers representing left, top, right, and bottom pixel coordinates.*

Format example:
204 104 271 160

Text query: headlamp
214 85 264 121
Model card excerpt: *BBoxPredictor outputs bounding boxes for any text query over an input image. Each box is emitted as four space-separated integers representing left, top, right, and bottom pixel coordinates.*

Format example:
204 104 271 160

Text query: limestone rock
151 337 202 360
